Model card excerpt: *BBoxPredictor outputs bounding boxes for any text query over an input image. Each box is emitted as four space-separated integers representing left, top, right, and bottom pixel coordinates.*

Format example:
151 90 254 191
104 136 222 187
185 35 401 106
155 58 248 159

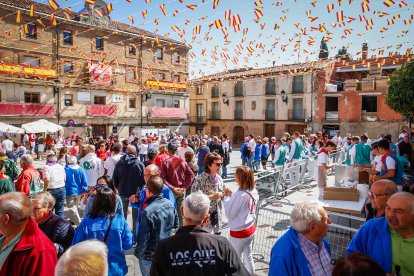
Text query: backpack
242 145 250 157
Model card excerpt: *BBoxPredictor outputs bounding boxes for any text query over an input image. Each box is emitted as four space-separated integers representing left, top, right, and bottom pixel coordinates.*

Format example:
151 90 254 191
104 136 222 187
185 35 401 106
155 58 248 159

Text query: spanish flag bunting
173 10 179 17
387 19 394 25
193 25 201 35
339 21 346 27
280 16 286 22
189 52 196 58
154 18 159 25
306 10 311 16
365 25 372 30
230 14 241 26
273 2 282 6
225 10 231 20
393 14 400 19
383 0 395 7
380 27 388 32
16 11 21 23
128 16 134 24
36 19 45 28
247 46 254 53
95 9 104 17
319 23 326 32
126 0 132 2
186 4 197 10
404 19 411 24
359 15 366 21
30 4 35 17
309 16 318 22
145 0 150 3
85 0 96 4
378 12 388 17
215 19 223 29
63 12 71 20
48 0 60 11
23 24 29 34
335 11 344 22
379 49 384 55
399 1 407 7
213 0 219 9
141 10 147 19
160 4 167 15
50 13 57 25
106 4 113 14
338 0 343 5
171 25 179 32
361 2 369 12
243 28 248 35
366 18 373 26
260 23 265 29
347 17 355 22
185 20 190 25
234 24 240 32
327 4 334 13
411 14 414 19
311 1 317 7
254 1 262 6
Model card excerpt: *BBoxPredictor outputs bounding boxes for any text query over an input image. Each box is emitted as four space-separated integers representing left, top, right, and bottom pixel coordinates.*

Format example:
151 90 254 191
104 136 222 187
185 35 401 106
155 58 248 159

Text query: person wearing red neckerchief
316 141 337 199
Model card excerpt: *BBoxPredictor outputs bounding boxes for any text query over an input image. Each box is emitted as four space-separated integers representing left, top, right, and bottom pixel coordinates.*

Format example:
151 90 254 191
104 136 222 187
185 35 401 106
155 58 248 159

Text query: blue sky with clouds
43 0 414 77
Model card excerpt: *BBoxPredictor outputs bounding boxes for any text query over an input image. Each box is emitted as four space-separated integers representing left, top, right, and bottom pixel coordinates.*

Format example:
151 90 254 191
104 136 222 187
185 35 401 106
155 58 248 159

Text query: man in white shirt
177 139 194 160
247 134 256 170
104 142 123 177
42 153 66 217
79 145 104 190
316 141 337 198
348 136 360 166
2 136 14 160
331 131 343 146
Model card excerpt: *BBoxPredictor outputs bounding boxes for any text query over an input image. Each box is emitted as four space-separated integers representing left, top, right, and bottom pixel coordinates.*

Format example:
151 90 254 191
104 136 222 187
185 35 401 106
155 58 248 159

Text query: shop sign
0 63 56 79
146 80 187 90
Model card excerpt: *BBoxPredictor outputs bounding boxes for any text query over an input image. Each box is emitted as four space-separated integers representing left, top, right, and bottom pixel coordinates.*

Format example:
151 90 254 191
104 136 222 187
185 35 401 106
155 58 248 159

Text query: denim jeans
253 160 261 171
139 154 147 163
221 165 228 177
121 196 138 241
138 257 152 276
247 153 254 169
48 187 66 218
173 191 185 227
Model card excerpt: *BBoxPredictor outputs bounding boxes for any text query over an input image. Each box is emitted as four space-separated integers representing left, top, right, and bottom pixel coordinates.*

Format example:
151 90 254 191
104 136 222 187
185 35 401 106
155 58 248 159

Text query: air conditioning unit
325 84 337 92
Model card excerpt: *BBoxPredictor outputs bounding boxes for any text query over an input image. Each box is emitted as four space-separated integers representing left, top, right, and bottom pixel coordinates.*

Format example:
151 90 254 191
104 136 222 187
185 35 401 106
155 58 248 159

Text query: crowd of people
0 128 413 276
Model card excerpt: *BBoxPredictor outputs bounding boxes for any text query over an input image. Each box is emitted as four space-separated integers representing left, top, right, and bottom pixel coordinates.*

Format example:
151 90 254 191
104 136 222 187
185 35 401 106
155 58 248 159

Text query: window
155 99 165 107
63 30 73 45
196 86 203 95
129 97 136 108
95 37 104 51
25 23 37 39
211 85 219 98
211 102 220 119
325 97 339 112
64 94 73 106
94 96 106 105
174 100 180 108
63 63 73 73
22 56 40 66
126 69 137 82
156 48 163 60
362 96 377 112
265 78 276 95
128 44 136 55
24 92 40 103
265 99 275 120
234 100 243 120
234 81 243 96
173 75 180 82
173 51 180 63
292 75 304 93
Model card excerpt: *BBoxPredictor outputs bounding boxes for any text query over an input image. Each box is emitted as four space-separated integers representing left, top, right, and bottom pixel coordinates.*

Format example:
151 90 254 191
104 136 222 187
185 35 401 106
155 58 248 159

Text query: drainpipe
55 24 60 125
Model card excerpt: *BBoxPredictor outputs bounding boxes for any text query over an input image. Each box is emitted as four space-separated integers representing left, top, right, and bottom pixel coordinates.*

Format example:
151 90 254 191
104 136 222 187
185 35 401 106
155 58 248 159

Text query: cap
167 142 178 152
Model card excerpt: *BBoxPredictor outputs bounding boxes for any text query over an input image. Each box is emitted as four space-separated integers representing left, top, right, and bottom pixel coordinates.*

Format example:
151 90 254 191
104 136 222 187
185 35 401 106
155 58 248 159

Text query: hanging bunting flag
274 24 280 29
327 4 334 13
186 4 197 10
247 46 254 53
85 0 96 4
213 0 219 9
366 18 373 26
225 10 231 20
243 28 249 35
311 2 317 7
399 1 407 7
230 14 241 26
171 25 179 32
35 18 45 28
234 24 240 32
359 14 366 21
95 9 104 16
361 2 369 12
145 0 150 3
48 0 60 11
383 0 395 7
336 11 344 22
63 12 71 20
128 16 135 24
16 11 21 23
160 4 167 15
404 19 411 24
260 23 265 30
141 10 147 19
173 10 179 17
193 25 201 35
254 8 263 19
254 1 263 6
273 2 282 6
347 17 355 22
393 14 400 19
309 16 318 22
23 24 29 34
185 20 190 25
106 4 113 14
50 13 57 25
387 19 394 25
215 19 223 29
154 18 159 25
126 0 132 2
189 52 196 58
30 4 35 17
338 0 343 5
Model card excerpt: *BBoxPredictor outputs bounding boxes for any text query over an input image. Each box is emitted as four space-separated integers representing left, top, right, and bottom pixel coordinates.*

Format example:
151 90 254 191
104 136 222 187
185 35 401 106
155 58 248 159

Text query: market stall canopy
21 119 63 133
0 122 25 134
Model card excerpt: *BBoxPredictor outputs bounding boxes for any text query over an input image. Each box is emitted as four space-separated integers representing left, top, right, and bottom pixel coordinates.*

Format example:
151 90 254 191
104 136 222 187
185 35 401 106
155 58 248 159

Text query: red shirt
153 152 170 168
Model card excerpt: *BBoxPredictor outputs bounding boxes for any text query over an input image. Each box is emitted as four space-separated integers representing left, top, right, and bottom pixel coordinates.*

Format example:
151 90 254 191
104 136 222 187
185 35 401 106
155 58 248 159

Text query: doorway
92 124 107 138
233 126 245 145
264 124 275 138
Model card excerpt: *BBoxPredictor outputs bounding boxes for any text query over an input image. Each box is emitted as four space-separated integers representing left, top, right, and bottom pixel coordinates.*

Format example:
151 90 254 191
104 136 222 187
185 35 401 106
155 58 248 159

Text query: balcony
87 105 117 117
325 111 339 121
148 107 187 119
209 111 221 120
234 110 243 120
265 109 275 121
288 109 306 121
0 102 55 117
190 116 206 124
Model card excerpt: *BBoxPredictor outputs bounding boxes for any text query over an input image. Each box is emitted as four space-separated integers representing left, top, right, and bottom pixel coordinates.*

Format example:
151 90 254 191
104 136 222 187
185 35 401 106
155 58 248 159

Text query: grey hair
20 154 34 166
46 154 58 162
87 145 96 153
67 155 77 165
290 201 324 233
0 192 31 224
31 191 56 209
388 192 414 215
182 191 211 224
125 145 137 156
145 164 160 175
55 240 108 276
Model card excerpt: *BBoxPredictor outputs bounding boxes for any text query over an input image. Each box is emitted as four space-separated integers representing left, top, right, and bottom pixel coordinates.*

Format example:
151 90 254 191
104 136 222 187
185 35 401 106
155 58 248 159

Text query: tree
335 46 351 60
318 37 329 60
386 61 414 130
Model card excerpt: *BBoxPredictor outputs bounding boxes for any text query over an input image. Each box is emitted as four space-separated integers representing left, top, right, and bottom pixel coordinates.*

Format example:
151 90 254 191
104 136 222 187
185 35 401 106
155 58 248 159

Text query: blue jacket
254 145 262 161
64 164 88 197
84 194 124 218
240 142 248 159
134 195 178 259
347 217 391 273
261 144 269 159
269 227 331 276
72 214 133 276
196 145 210 167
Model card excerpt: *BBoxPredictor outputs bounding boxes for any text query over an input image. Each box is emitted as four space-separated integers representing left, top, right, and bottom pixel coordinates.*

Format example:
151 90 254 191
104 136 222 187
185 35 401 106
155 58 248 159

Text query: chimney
273 61 275 67
362 43 368 60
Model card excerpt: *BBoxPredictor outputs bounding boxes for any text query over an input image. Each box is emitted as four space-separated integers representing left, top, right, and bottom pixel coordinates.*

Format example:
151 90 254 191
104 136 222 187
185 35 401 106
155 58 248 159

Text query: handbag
103 216 114 243
210 211 219 226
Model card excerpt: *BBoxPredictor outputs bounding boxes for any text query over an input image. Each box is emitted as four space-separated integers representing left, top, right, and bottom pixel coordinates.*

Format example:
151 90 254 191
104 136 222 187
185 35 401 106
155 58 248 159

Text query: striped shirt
297 233 332 276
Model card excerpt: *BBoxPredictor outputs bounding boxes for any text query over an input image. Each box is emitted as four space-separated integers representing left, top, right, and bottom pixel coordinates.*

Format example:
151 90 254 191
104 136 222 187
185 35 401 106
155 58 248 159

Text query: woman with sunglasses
84 175 124 217
191 152 226 234
96 141 110 162
73 188 133 276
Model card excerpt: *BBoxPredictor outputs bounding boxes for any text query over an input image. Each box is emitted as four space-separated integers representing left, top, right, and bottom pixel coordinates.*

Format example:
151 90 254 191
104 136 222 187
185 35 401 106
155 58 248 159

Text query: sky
38 0 414 78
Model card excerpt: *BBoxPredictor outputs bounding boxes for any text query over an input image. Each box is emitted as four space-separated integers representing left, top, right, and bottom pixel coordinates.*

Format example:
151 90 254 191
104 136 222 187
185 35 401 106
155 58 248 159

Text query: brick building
0 0 190 138
313 53 412 139
188 62 328 145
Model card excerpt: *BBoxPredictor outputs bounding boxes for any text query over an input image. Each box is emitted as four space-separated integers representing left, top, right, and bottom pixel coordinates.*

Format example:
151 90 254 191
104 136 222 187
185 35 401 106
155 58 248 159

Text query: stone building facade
0 0 190 138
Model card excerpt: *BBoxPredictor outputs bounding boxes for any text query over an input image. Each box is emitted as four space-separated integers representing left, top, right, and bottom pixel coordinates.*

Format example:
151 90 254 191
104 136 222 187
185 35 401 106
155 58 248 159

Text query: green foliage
335 46 351 60
318 37 329 60
386 62 414 118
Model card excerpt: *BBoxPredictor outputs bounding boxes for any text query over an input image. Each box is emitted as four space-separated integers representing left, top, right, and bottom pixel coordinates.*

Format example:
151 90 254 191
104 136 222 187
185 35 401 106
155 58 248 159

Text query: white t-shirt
316 152 328 167
372 155 382 172
139 143 148 155
104 153 122 177
349 145 356 165
42 163 66 189
248 139 256 154
2 139 13 152
385 155 396 170
331 136 343 146
79 153 104 187
177 147 194 160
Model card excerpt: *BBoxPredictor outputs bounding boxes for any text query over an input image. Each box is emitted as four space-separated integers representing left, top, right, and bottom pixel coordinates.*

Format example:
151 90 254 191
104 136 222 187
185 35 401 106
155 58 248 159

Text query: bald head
87 145 96 153
385 192 414 237
388 192 414 215
371 180 398 196
144 164 160 182
0 192 31 224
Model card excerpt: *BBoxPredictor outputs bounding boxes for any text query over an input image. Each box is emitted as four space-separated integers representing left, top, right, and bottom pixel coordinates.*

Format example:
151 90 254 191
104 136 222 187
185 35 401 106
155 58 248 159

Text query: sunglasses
213 162 223 167
96 183 107 189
